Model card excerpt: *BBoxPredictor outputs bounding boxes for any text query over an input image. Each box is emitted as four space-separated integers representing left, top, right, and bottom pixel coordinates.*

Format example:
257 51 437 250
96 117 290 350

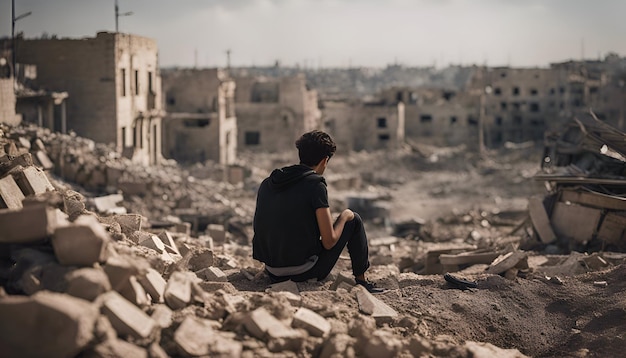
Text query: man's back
252 164 329 268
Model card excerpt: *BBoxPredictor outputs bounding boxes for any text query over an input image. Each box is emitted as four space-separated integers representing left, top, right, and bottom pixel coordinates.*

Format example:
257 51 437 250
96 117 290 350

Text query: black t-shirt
252 164 329 267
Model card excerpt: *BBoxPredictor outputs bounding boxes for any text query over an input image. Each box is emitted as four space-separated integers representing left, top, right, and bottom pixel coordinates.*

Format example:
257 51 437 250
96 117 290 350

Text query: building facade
13 32 163 165
235 74 322 152
161 68 237 165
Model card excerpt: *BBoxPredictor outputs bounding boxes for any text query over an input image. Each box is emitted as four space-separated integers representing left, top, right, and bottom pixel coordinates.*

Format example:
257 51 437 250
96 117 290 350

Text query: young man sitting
252 130 383 293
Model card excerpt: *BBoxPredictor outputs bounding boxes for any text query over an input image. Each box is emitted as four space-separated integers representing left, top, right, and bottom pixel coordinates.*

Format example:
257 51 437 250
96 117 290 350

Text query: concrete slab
243 307 302 341
528 196 557 244
138 268 167 303
486 251 528 275
355 286 398 324
164 271 193 310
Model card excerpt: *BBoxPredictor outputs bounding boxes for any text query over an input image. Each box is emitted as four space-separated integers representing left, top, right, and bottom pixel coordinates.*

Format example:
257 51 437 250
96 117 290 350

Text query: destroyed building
321 97 405 153
9 32 164 165
161 68 237 165
235 74 321 152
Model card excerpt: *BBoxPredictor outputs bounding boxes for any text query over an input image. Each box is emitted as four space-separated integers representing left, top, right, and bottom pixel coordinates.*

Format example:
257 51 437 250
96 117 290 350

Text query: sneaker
355 279 385 294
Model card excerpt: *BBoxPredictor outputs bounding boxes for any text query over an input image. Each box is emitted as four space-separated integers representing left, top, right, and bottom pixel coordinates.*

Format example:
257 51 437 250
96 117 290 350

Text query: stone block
151 304 173 328
207 224 226 244
12 166 54 197
188 248 214 271
158 231 180 255
164 271 193 310
100 291 156 339
118 275 150 307
104 255 140 291
0 174 25 209
0 291 98 358
292 307 331 337
52 215 110 266
111 214 143 235
139 234 166 254
34 150 54 171
66 267 112 301
330 272 356 291
0 204 56 243
196 266 227 282
267 280 300 296
138 268 167 303
244 307 302 341
174 317 243 357
355 286 398 324
90 339 148 358
486 251 528 275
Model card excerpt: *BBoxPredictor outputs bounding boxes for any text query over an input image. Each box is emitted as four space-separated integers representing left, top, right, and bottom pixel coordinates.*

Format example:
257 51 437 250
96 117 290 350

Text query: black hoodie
252 164 329 267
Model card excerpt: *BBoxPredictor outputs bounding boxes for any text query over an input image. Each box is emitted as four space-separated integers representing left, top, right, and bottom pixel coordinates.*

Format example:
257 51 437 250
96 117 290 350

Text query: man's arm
316 207 354 250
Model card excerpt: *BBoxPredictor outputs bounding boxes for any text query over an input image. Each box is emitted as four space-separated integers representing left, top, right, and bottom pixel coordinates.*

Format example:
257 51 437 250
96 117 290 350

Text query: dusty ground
230 143 626 357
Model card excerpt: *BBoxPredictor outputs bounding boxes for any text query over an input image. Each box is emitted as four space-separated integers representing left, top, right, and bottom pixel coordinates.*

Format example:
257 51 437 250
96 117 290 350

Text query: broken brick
100 291 156 339
52 215 110 266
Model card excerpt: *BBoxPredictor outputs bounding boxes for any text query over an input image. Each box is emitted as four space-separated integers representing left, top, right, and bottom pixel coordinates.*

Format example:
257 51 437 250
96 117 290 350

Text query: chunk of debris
355 286 398 324
52 214 110 266
292 307 331 337
100 291 156 339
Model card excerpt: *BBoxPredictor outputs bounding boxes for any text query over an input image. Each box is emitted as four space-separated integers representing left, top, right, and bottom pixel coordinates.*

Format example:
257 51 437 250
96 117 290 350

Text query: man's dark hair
295 130 337 167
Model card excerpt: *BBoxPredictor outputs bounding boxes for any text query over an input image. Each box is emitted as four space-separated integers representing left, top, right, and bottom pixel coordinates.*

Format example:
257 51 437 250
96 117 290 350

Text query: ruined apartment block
12 32 163 165
382 87 479 148
321 97 404 153
161 68 237 165
235 74 321 152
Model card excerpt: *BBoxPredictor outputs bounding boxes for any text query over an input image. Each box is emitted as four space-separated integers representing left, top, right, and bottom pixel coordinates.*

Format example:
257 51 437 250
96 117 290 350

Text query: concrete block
0 291 98 358
188 248 214 271
196 266 227 282
331 272 356 291
93 194 124 214
112 214 143 235
151 304 173 328
138 268 167 303
12 166 54 196
158 231 180 255
66 267 112 301
34 150 54 171
174 317 215 356
355 286 398 324
207 224 227 244
244 307 302 341
164 271 192 310
292 307 331 337
486 251 528 275
104 255 140 291
174 317 243 357
90 339 148 358
118 275 150 307
0 174 25 209
100 291 156 339
139 234 166 254
267 279 299 296
551 202 601 243
52 215 110 266
0 204 56 243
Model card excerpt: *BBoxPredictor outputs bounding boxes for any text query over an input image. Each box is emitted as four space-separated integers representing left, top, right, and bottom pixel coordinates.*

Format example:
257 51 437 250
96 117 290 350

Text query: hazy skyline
2 0 626 69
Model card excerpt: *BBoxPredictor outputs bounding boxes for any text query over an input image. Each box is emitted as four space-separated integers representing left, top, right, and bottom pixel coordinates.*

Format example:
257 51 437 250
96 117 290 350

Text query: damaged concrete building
235 74 321 152
10 32 164 165
161 69 237 165
321 97 405 153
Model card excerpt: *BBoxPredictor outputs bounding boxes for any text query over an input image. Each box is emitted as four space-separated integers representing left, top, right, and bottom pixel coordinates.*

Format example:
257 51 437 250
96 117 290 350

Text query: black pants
266 212 371 283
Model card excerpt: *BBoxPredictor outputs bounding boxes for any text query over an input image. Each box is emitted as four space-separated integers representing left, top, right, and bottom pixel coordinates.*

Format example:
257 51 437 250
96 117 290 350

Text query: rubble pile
0 124 536 357
533 112 626 253
3 125 254 240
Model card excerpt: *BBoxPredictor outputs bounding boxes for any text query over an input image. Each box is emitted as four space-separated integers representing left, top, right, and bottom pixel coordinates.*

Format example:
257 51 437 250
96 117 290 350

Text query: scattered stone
0 291 98 358
355 286 398 324
137 268 167 303
486 251 528 275
52 214 110 266
150 304 173 328
331 272 356 291
267 280 299 296
0 174 25 209
292 307 331 337
93 193 124 214
244 307 302 344
0 204 56 243
111 214 143 235
593 281 608 287
463 340 529 358
196 266 228 282
118 275 150 307
139 234 166 254
164 271 193 310
103 255 141 291
100 291 156 339
12 166 54 196
66 267 112 301
188 248 214 271
89 338 148 358
173 316 243 357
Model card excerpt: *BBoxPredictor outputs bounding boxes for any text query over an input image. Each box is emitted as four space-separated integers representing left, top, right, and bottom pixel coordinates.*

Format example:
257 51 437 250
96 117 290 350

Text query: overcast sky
2 0 625 69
